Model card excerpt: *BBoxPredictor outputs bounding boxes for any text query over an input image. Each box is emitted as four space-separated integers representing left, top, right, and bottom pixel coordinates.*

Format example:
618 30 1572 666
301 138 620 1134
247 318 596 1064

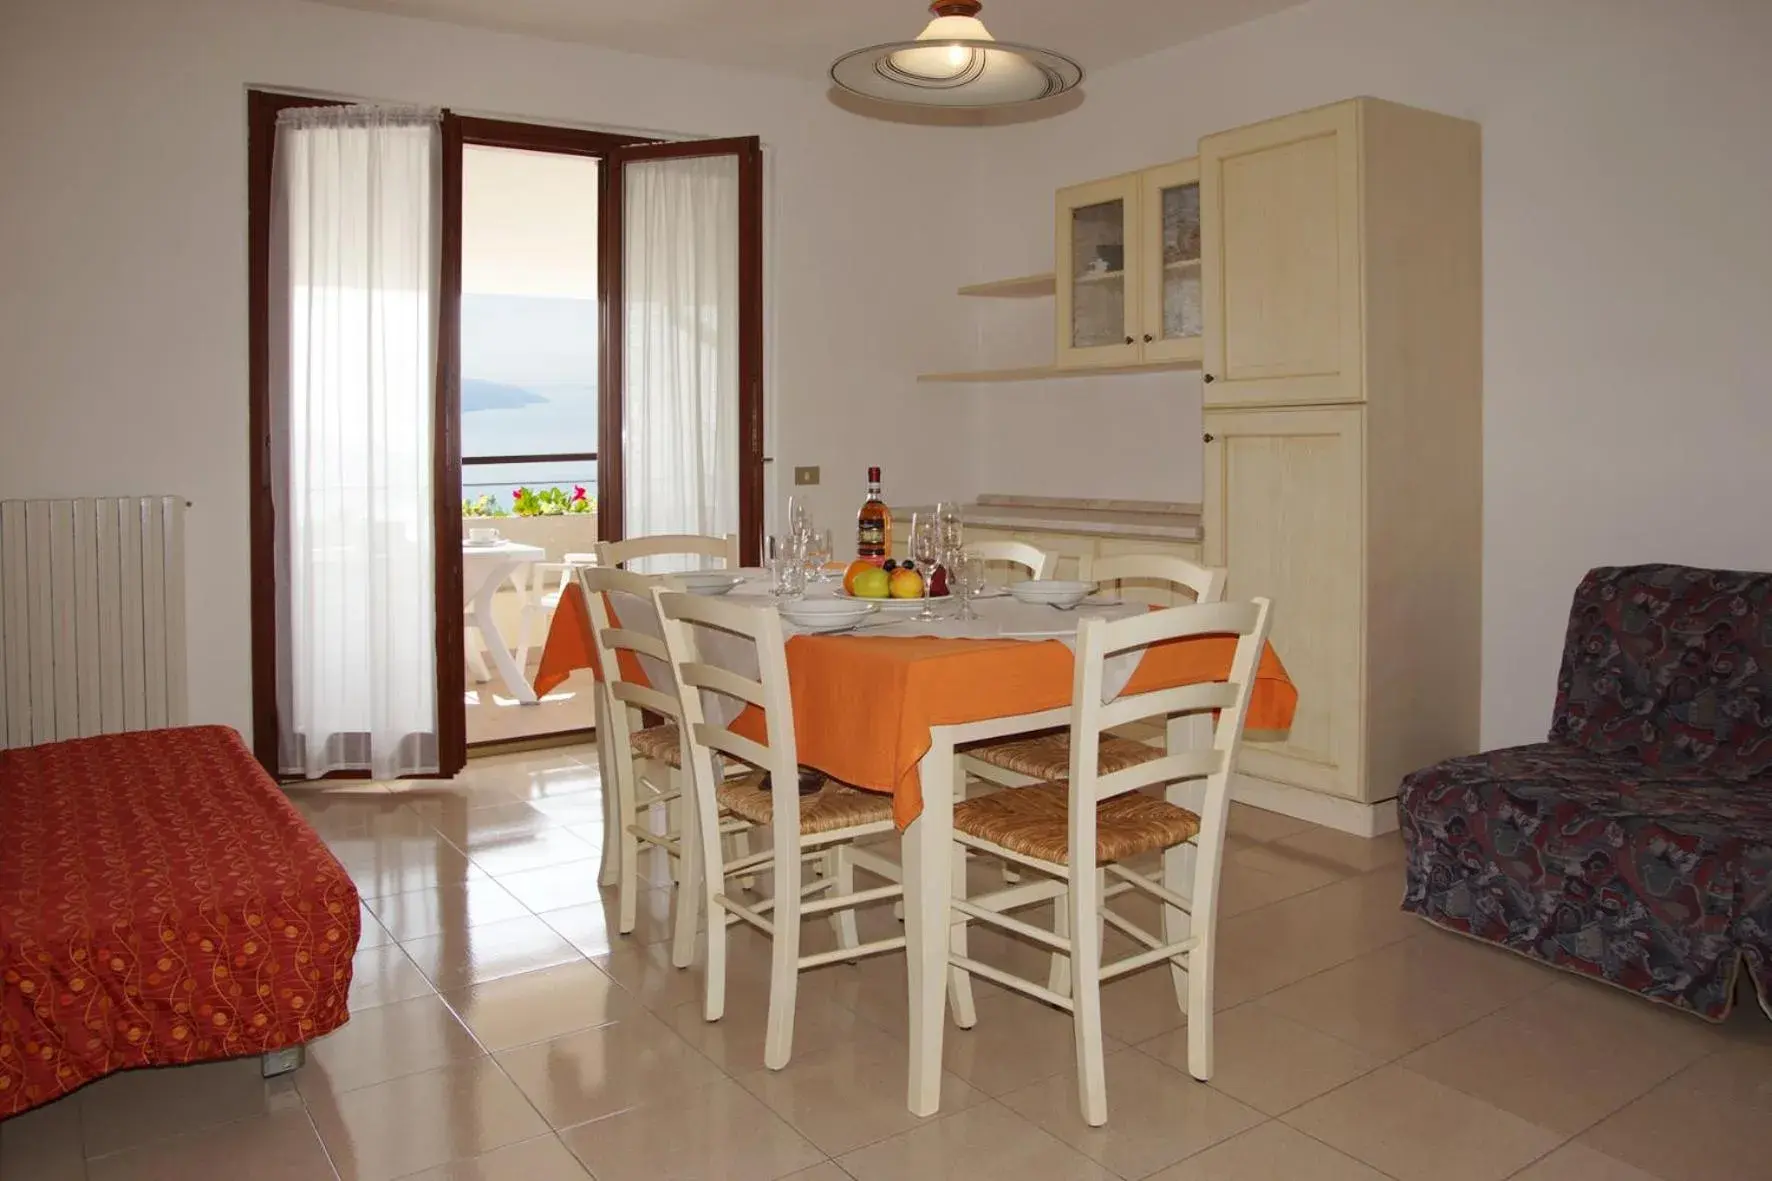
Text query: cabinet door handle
1203 373 1216 384
1142 334 1154 343
1202 432 1215 443
1124 336 1135 345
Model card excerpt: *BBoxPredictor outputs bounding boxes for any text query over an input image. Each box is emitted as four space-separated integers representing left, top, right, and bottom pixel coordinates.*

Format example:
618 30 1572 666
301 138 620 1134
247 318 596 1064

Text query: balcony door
250 93 764 775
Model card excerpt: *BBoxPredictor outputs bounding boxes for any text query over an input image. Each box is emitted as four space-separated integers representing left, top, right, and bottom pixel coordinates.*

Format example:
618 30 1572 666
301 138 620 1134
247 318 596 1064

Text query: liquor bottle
856 466 892 565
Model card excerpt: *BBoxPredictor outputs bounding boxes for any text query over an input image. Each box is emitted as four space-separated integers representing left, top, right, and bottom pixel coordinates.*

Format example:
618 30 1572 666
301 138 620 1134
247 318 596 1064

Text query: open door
601 137 765 567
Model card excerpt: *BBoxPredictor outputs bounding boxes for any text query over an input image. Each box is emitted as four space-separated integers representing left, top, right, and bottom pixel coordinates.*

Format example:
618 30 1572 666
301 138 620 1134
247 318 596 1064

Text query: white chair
967 539 1057 583
966 552 1228 788
947 596 1273 1125
579 565 712 967
655 588 905 1070
1077 551 1227 608
597 533 741 573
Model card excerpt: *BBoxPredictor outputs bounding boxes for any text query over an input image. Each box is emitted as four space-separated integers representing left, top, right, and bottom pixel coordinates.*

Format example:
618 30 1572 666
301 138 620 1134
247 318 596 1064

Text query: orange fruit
843 559 874 595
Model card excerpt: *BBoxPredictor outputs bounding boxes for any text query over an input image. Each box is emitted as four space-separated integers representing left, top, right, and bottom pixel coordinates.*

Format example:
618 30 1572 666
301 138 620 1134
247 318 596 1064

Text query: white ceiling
308 0 1312 80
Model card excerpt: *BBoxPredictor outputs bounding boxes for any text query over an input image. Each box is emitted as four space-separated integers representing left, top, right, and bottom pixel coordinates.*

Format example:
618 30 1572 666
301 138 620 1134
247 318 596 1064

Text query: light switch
793 466 820 486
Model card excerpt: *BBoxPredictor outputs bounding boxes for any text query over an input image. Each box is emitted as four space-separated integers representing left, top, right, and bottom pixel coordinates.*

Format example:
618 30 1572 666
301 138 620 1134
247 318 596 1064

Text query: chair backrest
654 589 807 865
968 539 1057 581
1077 552 1227 606
597 533 741 574
1067 597 1272 876
578 566 682 751
1550 564 1772 775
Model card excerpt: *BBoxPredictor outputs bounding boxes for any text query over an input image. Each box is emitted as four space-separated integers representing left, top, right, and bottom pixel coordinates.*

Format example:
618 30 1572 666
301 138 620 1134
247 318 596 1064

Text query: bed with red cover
0 725 359 1117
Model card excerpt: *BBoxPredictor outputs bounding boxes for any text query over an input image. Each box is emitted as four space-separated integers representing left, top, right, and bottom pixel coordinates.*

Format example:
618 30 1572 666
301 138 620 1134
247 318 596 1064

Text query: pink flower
572 486 587 502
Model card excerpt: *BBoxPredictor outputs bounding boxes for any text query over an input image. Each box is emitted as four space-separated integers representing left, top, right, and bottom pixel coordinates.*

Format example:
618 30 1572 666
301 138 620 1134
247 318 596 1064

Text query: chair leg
1186 933 1215 1081
702 823 729 1023
594 696 619 888
1069 863 1108 1127
671 791 701 969
948 845 977 1029
825 846 857 954
616 754 642 935
1163 841 1197 1013
764 833 802 1071
1048 904 1072 998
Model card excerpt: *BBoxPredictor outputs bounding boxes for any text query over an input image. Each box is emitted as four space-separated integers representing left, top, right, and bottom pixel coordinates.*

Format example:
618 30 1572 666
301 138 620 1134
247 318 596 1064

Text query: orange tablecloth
536 585 1297 828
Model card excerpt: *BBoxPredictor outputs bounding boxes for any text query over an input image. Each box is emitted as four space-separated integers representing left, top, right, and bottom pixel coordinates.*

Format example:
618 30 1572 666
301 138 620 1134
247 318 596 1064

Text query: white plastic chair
947 596 1273 1125
655 589 905 1070
513 556 597 672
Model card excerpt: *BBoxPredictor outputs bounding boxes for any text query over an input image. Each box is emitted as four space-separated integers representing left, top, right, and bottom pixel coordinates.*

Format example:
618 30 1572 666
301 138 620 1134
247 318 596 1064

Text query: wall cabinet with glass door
1054 159 1203 371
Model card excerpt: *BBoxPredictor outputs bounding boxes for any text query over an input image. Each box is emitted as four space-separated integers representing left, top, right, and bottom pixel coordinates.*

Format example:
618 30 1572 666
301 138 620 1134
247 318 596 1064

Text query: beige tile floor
4 745 1769 1181
465 665 596 746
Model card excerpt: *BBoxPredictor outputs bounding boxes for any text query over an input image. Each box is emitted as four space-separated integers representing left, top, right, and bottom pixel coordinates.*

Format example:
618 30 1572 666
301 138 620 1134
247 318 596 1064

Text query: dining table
462 538 545 705
533 569 1297 1116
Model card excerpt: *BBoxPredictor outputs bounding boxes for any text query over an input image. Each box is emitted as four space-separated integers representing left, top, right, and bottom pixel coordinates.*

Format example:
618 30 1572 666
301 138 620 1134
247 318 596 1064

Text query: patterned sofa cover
1 726 360 1116
1400 564 1772 1021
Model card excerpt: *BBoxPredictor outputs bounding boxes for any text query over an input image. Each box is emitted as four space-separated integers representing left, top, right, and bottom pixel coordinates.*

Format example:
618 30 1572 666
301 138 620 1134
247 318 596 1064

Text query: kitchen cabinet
1200 98 1483 832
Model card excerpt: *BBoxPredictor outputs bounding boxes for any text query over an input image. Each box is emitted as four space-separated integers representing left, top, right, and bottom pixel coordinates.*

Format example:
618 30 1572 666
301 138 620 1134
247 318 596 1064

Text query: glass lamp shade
831 6 1082 109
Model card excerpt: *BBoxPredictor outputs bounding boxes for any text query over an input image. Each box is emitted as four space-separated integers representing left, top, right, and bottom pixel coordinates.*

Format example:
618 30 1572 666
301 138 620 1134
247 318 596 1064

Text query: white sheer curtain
622 155 741 573
270 105 442 778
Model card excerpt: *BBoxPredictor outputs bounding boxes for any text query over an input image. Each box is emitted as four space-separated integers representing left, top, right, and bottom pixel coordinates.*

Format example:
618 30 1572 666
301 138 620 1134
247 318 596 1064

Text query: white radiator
0 496 188 750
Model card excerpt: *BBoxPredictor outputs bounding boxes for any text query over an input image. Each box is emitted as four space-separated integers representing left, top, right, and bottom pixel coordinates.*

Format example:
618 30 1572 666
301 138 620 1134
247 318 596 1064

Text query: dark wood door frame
602 136 766 566
249 94 764 772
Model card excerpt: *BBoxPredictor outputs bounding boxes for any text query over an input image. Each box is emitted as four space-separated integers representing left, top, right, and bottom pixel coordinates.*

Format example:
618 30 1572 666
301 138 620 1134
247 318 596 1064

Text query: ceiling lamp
830 1 1083 110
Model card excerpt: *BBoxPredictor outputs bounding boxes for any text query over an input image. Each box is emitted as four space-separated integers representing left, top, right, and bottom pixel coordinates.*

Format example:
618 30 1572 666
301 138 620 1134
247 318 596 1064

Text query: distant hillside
462 378 546 413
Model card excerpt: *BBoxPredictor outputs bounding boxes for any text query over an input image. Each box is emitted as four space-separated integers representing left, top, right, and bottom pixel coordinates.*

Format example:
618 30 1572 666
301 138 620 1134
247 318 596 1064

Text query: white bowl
778 600 878 630
679 573 745 596
1008 579 1094 609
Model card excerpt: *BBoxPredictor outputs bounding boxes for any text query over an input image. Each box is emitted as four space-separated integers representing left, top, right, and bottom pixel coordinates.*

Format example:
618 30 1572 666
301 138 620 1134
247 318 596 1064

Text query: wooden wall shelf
956 273 1057 299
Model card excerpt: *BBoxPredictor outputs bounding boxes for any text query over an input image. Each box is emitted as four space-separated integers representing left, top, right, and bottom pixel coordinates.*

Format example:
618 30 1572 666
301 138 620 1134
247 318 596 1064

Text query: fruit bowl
835 588 949 612
778 600 879 631
1007 579 1094 610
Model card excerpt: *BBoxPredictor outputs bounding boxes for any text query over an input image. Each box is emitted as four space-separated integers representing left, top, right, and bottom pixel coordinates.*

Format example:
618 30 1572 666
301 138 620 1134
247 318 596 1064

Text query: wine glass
909 512 943 622
935 501 964 557
805 527 834 582
954 553 986 622
786 496 812 545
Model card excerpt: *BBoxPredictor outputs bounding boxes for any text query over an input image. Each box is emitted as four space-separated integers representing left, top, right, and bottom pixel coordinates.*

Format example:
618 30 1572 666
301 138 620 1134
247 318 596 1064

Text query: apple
852 567 890 599
888 568 924 599
929 565 949 597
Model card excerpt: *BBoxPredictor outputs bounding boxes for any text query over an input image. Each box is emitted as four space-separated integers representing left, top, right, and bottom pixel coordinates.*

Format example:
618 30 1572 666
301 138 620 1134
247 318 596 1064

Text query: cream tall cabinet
1199 98 1483 834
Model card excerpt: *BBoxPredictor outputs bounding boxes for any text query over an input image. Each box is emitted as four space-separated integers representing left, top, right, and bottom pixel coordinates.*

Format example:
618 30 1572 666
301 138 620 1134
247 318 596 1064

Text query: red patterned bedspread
0 726 359 1117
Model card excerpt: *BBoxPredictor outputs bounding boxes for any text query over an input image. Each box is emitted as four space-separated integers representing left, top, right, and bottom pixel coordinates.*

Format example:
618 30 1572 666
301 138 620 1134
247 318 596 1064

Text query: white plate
1008 579 1094 609
680 573 745 596
462 539 504 549
779 600 879 630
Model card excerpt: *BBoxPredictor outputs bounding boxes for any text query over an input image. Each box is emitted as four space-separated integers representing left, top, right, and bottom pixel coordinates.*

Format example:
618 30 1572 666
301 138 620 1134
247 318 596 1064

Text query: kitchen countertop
894 494 1203 542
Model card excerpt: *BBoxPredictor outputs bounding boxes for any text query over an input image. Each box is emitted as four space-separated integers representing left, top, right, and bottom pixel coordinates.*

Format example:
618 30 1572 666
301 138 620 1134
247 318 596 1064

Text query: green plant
461 493 507 518
509 485 595 517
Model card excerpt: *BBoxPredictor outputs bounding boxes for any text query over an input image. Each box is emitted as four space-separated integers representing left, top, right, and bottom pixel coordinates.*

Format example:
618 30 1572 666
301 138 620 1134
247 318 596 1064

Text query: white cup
468 527 501 544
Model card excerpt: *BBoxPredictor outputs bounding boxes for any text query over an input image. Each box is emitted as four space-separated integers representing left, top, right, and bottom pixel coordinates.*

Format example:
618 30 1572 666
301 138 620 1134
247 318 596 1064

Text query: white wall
964 0 1772 748
0 0 984 735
